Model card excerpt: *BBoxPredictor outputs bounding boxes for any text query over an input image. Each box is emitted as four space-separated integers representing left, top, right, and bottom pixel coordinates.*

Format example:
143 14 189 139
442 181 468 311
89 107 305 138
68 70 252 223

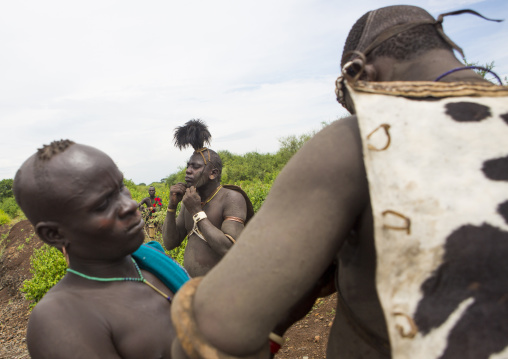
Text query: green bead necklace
67 258 172 302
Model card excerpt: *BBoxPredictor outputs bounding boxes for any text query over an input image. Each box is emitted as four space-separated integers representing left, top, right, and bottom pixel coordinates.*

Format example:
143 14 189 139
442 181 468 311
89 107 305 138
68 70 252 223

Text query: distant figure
139 186 163 215
170 6 508 359
14 140 189 358
162 120 254 277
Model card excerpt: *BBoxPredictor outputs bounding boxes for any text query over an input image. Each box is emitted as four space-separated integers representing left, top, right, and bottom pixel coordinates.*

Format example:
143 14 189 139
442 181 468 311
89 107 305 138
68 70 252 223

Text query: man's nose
119 190 138 217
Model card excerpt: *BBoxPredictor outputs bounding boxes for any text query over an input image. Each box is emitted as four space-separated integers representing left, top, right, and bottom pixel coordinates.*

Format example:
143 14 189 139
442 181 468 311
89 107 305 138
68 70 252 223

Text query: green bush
236 179 274 213
0 197 20 218
0 179 13 201
0 209 10 225
21 244 67 309
166 238 187 266
143 203 187 266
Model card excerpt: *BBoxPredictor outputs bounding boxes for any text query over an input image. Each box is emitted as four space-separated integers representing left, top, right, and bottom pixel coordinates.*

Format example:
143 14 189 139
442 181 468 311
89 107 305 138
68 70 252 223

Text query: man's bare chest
183 202 225 231
79 283 176 357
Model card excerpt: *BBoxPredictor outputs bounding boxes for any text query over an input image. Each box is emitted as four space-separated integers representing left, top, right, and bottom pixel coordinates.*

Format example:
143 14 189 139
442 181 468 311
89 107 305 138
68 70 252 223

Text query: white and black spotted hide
350 83 508 359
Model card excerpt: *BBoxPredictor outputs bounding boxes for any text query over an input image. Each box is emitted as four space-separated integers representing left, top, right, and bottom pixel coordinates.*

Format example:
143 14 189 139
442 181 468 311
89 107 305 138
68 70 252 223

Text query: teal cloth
132 241 190 294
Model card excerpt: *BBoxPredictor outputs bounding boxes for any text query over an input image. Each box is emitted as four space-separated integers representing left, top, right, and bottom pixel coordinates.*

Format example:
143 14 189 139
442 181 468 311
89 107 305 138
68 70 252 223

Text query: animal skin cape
347 80 508 359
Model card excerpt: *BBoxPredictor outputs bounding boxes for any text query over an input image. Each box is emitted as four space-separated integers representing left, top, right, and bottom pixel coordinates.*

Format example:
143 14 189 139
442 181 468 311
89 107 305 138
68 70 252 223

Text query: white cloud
0 0 506 184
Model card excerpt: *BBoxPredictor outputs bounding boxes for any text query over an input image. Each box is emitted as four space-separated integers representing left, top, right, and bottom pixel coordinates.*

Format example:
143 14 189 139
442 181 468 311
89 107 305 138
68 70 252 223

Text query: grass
0 228 11 260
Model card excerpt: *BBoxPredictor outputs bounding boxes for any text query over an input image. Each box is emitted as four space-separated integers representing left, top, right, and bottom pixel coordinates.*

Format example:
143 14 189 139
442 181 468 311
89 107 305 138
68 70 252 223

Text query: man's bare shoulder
27 284 97 358
29 280 88 324
221 187 245 202
217 187 248 219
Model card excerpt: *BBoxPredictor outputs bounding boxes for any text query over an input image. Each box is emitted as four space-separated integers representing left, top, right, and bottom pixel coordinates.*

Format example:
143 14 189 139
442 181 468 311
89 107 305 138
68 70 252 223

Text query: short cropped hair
14 140 75 224
36 139 75 161
341 5 452 67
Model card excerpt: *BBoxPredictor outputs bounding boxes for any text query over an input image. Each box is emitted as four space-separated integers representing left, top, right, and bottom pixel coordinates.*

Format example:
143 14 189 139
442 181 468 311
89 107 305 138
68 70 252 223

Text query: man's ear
348 58 377 82
209 168 219 180
35 222 67 249
362 63 377 81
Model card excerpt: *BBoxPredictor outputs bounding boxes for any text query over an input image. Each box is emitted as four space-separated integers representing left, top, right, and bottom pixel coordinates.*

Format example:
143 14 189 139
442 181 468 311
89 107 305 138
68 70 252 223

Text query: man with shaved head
170 5 508 359
139 186 163 215
14 140 189 358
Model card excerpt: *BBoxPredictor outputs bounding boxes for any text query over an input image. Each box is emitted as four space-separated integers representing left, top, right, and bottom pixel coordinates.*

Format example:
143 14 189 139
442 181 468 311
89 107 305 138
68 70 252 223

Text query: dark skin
18 145 177 359
139 186 161 213
172 48 490 357
162 153 247 277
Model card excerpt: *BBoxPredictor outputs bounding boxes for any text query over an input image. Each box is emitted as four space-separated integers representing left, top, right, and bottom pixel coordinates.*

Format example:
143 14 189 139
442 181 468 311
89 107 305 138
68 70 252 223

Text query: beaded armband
224 216 245 225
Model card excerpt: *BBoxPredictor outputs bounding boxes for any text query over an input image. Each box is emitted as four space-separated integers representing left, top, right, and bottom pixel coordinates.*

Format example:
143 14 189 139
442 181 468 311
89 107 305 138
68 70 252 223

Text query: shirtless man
162 120 252 277
171 6 508 359
14 140 189 359
138 186 163 215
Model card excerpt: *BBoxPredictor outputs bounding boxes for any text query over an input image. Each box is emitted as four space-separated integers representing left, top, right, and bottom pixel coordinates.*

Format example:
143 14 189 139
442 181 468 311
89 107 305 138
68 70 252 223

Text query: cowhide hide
349 81 508 359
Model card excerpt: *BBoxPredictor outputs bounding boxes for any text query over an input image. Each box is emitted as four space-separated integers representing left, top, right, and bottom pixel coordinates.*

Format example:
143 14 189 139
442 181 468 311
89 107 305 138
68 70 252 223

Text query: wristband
193 211 207 225
269 332 283 354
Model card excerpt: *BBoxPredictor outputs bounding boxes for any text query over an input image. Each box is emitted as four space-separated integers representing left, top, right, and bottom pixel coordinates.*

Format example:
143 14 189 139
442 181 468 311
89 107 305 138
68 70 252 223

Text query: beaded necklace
67 258 172 302
201 185 222 207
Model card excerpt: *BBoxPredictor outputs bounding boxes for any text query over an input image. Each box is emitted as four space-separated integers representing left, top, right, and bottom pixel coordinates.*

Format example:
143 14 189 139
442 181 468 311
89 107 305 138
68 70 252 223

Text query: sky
1 0 506 185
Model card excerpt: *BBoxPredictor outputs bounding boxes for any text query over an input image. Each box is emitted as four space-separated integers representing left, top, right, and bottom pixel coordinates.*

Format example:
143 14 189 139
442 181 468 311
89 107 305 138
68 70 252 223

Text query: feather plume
173 119 212 151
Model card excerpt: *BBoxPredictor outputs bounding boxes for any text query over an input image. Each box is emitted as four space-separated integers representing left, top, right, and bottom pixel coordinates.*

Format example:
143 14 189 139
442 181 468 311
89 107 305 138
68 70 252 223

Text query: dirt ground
0 220 337 359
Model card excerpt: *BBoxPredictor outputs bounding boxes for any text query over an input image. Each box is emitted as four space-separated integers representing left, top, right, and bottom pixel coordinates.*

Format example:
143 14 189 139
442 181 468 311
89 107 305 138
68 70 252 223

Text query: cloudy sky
1 0 506 184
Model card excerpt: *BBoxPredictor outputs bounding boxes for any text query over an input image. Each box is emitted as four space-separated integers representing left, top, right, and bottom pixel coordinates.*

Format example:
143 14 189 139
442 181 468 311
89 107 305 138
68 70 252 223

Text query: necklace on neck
201 185 222 207
435 65 503 85
67 258 172 302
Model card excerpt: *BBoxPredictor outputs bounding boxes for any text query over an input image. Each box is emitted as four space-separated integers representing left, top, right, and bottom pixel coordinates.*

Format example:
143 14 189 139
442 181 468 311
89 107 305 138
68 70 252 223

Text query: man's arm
27 300 121 359
137 197 150 210
189 116 369 356
162 183 187 250
183 187 247 257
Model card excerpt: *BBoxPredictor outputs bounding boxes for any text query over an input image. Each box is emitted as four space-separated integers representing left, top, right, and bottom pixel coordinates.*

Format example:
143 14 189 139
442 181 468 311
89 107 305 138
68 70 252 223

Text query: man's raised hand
182 186 202 215
168 182 187 209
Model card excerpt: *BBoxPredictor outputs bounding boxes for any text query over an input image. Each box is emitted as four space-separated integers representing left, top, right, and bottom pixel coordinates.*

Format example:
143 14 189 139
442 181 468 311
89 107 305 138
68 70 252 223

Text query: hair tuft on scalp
173 119 212 151
37 139 75 161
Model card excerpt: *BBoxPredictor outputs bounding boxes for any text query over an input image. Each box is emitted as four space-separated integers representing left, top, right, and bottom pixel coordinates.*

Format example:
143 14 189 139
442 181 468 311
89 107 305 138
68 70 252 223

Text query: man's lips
127 214 144 233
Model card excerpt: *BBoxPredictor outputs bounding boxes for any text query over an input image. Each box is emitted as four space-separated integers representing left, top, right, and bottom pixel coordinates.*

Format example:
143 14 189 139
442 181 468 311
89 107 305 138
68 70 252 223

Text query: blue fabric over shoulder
132 241 190 294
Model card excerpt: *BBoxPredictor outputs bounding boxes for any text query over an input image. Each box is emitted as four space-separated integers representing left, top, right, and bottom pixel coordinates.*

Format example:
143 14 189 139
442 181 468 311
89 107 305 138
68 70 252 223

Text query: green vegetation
0 179 13 200
0 209 10 226
20 126 326 307
0 194 19 219
0 178 20 223
21 244 67 309
463 59 507 85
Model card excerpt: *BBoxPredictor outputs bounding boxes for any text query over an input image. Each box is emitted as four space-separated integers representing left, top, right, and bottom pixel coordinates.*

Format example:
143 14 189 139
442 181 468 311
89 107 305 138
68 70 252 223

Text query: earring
62 246 70 267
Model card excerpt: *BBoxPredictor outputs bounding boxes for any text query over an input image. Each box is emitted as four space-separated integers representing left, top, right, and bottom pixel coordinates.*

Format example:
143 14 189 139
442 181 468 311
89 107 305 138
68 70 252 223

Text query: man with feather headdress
162 119 254 277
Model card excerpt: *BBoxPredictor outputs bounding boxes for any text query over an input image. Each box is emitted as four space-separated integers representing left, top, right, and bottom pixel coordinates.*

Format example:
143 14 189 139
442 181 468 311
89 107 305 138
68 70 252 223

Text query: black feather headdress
174 119 211 151
174 119 212 163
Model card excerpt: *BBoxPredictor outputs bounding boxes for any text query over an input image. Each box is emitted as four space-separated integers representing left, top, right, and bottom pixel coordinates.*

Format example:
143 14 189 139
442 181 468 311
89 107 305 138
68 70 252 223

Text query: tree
0 179 13 200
